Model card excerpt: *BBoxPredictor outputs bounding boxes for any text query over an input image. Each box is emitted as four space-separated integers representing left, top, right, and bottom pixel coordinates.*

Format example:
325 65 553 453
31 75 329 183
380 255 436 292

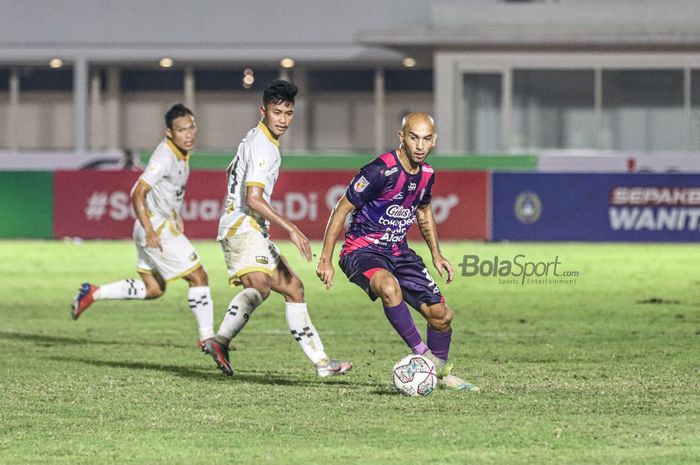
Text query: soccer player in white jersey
71 104 215 350
203 80 352 377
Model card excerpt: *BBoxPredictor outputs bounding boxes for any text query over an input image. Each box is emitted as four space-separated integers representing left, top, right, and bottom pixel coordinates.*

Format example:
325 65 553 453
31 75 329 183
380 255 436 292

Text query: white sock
285 302 328 365
217 288 263 344
94 279 146 300
188 286 215 341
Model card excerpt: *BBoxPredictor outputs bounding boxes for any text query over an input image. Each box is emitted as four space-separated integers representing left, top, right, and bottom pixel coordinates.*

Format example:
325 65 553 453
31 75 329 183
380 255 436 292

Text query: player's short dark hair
164 103 194 129
263 80 298 106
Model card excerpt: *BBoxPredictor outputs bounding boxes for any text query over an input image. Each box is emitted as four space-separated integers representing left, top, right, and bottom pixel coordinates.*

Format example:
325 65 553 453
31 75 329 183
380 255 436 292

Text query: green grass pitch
0 240 697 464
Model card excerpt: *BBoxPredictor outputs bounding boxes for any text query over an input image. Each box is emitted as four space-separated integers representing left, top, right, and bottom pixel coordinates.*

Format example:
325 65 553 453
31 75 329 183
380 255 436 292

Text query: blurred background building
1 0 699 156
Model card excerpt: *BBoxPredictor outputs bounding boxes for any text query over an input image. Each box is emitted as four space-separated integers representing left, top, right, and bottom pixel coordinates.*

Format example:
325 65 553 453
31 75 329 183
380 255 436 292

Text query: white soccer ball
392 354 437 397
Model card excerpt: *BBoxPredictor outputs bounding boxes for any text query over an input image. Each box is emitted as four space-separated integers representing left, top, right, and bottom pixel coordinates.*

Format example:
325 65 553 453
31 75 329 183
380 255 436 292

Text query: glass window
385 70 433 92
463 73 501 152
121 69 183 92
602 70 684 151
0 69 8 89
512 70 595 150
309 70 374 92
691 70 700 150
19 67 73 91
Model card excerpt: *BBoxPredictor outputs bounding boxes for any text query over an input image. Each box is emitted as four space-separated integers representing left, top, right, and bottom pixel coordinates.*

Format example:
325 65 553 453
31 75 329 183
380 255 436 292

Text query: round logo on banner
514 191 542 224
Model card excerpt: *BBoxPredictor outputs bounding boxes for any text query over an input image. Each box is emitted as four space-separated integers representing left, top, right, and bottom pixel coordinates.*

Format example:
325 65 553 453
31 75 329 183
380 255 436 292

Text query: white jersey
133 138 190 241
217 122 280 240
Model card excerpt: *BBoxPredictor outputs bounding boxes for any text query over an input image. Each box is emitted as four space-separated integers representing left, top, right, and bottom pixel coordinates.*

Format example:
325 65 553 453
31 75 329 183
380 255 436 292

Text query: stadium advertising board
54 170 488 240
492 173 700 241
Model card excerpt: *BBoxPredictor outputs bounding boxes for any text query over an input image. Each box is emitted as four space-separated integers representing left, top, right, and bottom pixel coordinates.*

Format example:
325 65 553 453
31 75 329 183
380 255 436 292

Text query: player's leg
205 231 272 375
394 251 479 391
270 255 352 377
203 270 268 376
144 230 217 346
216 270 269 346
182 265 215 345
70 246 159 320
368 269 429 356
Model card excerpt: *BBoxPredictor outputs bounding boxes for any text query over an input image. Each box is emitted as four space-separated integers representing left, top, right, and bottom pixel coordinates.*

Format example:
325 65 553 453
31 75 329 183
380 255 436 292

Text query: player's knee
252 286 270 300
377 280 402 302
145 285 165 299
186 267 208 287
283 278 305 303
241 273 271 300
429 304 453 330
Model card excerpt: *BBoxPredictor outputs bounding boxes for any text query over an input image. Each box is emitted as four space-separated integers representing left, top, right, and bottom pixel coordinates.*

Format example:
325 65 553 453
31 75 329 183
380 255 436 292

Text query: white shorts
219 230 281 286
133 220 202 282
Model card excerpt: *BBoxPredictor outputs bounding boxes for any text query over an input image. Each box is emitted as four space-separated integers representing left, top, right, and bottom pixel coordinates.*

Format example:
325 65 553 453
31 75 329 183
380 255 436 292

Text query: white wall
16 93 73 150
94 90 429 153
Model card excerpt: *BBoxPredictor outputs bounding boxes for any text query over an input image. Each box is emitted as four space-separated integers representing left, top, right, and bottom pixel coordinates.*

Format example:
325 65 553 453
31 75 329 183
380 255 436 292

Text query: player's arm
131 180 162 251
416 202 454 284
316 195 356 289
246 185 312 261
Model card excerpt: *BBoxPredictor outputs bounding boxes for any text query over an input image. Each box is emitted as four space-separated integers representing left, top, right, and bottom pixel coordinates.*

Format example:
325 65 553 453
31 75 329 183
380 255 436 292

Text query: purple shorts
339 248 444 310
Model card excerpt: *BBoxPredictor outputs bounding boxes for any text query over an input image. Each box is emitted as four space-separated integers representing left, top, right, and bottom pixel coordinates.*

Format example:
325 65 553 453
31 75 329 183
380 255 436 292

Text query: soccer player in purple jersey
316 112 479 391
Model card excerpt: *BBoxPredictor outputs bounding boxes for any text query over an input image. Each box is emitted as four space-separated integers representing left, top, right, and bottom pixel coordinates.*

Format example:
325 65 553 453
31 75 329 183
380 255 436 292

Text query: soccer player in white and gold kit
71 104 215 348
203 80 351 377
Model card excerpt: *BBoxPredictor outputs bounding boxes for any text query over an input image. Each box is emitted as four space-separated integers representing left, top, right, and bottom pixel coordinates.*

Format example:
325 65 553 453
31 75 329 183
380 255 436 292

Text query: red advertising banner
54 170 488 240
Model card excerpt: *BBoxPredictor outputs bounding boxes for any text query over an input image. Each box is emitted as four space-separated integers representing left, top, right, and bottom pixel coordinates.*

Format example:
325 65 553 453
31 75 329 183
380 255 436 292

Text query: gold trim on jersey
257 121 280 147
225 215 248 238
155 221 167 236
137 268 153 275
167 262 203 282
138 178 153 190
166 138 190 161
249 216 263 232
228 266 273 287
245 181 266 189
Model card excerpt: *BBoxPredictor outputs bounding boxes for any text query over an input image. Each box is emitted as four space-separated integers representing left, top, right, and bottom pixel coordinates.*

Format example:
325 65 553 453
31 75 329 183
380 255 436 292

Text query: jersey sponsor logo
255 255 269 264
385 205 414 219
354 176 370 192
189 252 198 262
384 167 399 177
258 159 267 168
148 161 161 173
408 182 417 191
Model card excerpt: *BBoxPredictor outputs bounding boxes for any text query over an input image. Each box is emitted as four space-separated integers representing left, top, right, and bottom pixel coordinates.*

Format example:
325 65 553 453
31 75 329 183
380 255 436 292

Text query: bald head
398 112 437 168
401 112 435 133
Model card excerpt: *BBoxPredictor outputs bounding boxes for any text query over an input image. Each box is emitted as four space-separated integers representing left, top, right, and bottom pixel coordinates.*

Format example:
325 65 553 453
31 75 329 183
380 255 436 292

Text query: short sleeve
245 145 274 189
139 150 172 188
345 163 384 208
419 171 435 205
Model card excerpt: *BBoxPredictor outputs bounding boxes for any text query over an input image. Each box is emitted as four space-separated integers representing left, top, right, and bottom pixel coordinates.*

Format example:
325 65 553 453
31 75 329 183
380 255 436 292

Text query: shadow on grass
0 329 192 349
45 354 380 390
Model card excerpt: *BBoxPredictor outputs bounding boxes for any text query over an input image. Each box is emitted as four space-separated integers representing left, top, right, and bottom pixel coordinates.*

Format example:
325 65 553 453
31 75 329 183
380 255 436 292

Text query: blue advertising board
492 173 700 241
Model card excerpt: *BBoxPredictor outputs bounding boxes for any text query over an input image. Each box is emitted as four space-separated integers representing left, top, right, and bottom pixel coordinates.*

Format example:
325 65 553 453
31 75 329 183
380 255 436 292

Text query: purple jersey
341 151 435 257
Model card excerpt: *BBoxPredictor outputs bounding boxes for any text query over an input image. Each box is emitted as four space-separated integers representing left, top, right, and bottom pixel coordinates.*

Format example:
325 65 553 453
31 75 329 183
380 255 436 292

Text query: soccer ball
392 354 437 397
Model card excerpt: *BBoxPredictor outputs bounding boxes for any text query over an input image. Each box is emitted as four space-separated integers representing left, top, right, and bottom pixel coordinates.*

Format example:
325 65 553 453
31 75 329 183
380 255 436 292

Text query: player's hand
433 255 454 284
289 226 312 262
146 229 162 251
176 215 184 233
316 259 334 290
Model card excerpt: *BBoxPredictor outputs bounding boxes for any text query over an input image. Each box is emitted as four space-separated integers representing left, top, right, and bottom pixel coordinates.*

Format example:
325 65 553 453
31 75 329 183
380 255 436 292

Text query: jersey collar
166 138 189 161
258 121 280 147
394 150 421 175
